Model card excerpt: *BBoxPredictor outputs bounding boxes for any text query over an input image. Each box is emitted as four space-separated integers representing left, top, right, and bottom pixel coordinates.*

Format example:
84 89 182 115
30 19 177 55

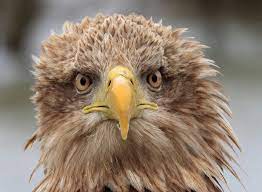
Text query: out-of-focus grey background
0 0 261 191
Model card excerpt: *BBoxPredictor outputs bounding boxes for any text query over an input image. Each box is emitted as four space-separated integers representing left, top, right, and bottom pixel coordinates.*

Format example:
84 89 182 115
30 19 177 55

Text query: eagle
26 14 240 192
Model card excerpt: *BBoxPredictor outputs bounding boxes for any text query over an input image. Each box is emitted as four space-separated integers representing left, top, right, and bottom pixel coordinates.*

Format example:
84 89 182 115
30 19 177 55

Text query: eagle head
26 14 239 192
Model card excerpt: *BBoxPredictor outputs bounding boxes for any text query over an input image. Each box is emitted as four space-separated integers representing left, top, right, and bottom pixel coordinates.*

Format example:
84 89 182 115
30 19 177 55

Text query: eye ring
146 70 162 91
75 73 92 94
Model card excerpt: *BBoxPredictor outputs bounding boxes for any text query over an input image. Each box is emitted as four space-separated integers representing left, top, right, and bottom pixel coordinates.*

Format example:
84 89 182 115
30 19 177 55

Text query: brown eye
75 74 92 94
147 70 162 91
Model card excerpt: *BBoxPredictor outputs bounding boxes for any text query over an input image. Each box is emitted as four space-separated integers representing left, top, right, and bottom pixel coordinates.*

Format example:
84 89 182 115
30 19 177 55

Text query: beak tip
120 128 129 141
122 136 128 141
121 132 128 140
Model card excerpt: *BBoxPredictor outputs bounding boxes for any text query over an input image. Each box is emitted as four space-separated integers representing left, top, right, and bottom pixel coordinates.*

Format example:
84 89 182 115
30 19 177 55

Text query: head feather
26 14 240 192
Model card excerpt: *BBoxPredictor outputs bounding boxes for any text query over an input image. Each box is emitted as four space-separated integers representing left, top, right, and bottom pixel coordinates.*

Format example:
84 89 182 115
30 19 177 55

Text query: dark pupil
80 77 87 86
151 74 158 83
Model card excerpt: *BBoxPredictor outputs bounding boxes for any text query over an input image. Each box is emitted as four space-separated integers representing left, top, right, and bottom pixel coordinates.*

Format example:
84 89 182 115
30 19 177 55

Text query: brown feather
26 14 240 192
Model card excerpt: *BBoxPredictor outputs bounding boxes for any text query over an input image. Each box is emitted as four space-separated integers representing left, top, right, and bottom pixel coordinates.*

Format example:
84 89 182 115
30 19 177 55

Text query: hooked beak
83 66 158 140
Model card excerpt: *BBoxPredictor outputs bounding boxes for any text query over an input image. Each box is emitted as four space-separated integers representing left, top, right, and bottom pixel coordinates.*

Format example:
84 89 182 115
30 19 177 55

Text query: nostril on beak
108 80 112 87
108 78 133 88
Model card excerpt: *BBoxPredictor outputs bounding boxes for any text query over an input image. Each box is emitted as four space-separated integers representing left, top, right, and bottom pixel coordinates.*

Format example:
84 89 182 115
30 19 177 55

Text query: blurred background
0 0 261 191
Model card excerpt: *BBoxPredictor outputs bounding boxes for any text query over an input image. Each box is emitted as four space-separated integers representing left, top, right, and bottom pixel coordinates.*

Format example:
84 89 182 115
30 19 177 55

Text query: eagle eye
75 73 92 94
146 70 162 91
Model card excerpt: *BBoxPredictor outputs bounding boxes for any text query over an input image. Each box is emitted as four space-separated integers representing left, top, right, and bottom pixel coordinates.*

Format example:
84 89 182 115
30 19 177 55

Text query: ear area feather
24 131 38 150
32 54 40 65
171 28 188 39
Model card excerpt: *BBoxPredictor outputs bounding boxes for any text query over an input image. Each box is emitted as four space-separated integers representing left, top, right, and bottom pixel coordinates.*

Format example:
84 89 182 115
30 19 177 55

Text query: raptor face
27 14 239 192
82 65 158 140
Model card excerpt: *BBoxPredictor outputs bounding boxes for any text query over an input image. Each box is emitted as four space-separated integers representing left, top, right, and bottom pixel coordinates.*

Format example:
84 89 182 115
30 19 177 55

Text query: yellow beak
83 66 157 140
108 74 133 140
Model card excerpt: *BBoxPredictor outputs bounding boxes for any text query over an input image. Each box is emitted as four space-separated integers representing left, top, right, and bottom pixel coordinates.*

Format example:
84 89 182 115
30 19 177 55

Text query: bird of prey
26 14 240 192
